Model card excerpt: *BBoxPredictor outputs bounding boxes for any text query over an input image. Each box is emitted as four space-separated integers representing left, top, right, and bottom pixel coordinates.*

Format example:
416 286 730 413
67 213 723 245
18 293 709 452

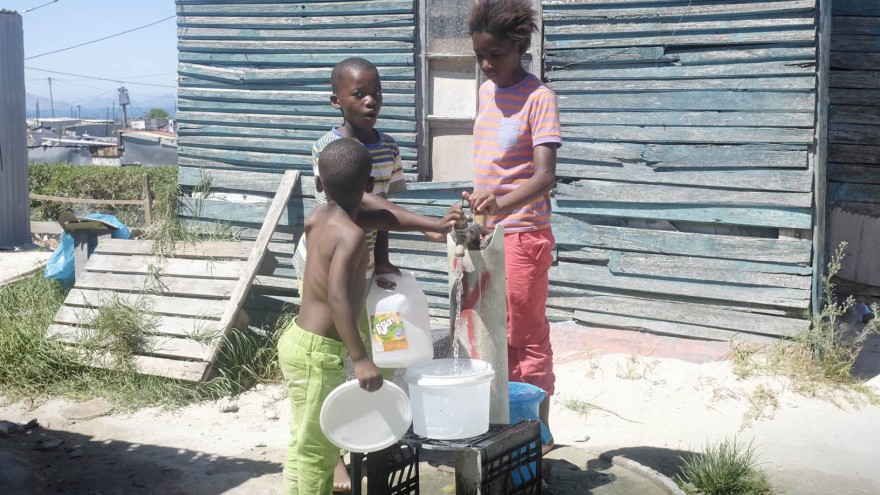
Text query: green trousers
278 319 347 495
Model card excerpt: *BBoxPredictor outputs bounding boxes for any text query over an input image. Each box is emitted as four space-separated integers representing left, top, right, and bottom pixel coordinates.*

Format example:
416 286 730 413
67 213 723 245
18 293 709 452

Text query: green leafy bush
29 163 179 228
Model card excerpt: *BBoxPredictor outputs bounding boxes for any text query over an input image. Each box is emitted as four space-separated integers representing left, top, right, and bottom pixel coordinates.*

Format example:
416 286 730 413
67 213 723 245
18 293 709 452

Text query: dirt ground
2 323 880 494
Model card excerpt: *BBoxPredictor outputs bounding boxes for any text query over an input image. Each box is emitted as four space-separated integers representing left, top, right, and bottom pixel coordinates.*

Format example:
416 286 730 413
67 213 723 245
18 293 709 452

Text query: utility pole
118 86 130 128
35 100 40 121
48 77 55 117
77 105 81 119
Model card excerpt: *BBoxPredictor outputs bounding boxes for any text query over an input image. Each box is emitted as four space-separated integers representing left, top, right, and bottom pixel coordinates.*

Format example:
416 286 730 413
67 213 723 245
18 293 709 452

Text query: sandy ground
2 322 880 494
0 250 52 287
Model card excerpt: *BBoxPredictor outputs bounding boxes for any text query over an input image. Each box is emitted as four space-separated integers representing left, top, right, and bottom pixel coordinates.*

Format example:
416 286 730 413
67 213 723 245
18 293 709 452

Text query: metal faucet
452 212 487 257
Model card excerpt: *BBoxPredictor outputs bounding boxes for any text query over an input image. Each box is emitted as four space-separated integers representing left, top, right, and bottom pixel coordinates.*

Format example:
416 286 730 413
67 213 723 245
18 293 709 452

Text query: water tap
452 212 486 257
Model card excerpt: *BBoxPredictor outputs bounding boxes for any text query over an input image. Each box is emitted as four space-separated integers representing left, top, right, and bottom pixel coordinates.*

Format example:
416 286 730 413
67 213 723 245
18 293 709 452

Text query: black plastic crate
351 443 420 495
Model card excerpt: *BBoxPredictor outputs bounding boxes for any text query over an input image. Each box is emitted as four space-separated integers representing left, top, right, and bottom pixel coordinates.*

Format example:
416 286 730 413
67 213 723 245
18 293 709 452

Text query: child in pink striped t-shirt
463 0 562 454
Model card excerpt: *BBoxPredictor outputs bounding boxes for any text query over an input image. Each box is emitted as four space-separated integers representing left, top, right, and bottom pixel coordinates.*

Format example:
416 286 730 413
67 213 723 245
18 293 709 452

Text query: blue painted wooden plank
607 252 812 290
551 76 817 93
828 182 880 204
550 263 809 309
545 16 815 36
177 100 416 120
545 28 816 49
546 61 815 80
829 35 880 53
832 0 880 16
542 1 815 21
828 163 880 185
177 1 413 16
554 201 812 229
179 148 314 169
178 14 414 30
177 124 418 147
177 26 415 41
640 144 809 169
557 91 814 111
829 123 880 146
179 52 414 67
175 111 417 133
557 181 812 208
829 144 880 164
182 136 313 154
178 63 415 84
828 106 880 126
551 215 812 264
178 76 417 93
180 197 312 227
547 45 814 68
832 16 880 36
555 162 813 193
830 71 880 90
831 52 880 71
557 109 815 127
561 125 814 144
178 39 412 54
178 87 413 106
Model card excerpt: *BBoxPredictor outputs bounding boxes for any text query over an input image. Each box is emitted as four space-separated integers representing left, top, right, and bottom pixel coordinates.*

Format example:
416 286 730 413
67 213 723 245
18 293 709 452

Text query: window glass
426 0 473 54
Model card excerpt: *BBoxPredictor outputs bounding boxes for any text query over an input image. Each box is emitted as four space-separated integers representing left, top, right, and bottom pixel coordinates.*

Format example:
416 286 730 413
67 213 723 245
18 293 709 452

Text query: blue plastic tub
508 382 553 486
508 381 553 444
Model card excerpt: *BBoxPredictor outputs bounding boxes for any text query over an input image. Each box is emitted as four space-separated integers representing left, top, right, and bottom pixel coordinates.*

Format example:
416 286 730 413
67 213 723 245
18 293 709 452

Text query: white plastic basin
404 358 495 439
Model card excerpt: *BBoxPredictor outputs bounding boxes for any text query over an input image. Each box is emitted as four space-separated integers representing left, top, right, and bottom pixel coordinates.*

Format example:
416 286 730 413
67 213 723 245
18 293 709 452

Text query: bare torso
296 203 369 342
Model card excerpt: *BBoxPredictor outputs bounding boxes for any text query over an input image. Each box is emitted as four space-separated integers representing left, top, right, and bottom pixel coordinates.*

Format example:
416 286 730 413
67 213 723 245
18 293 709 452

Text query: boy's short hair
318 138 373 209
468 0 537 51
331 57 379 92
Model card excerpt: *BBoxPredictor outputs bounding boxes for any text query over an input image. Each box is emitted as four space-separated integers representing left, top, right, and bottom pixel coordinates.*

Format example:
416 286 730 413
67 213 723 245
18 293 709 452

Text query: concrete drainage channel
409 445 684 494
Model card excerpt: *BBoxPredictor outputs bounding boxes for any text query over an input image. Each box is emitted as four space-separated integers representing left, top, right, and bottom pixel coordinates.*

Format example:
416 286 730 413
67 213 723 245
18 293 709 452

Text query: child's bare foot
333 457 351 492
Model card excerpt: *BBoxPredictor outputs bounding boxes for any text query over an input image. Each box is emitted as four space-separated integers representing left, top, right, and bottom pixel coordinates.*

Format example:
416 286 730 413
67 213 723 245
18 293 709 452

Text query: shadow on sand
0 422 280 495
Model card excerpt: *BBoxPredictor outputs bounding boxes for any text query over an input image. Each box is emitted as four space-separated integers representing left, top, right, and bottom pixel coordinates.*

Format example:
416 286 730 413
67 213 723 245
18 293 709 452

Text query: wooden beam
200 170 301 380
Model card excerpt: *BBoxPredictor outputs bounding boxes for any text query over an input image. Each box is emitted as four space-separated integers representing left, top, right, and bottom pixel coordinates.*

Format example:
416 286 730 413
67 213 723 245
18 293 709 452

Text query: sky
3 0 177 110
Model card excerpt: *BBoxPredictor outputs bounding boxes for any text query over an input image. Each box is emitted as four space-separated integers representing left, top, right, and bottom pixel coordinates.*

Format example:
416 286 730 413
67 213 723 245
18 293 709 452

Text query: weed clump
731 243 880 400
677 438 774 495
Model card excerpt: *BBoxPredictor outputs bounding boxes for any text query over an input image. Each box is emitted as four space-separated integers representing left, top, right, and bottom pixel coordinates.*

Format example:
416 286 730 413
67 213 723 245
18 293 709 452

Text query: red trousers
504 229 555 395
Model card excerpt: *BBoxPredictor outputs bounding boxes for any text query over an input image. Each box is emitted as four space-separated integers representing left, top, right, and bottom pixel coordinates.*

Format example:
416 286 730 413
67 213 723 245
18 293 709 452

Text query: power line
25 66 177 89
25 15 176 60
19 0 60 14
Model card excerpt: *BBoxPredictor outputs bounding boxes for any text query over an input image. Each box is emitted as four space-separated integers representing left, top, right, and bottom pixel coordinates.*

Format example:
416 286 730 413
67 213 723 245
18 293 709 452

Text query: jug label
372 312 409 352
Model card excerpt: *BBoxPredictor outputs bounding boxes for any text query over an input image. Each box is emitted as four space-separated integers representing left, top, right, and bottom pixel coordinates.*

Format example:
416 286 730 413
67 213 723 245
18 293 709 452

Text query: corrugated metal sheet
826 0 880 289
0 12 30 248
538 0 819 339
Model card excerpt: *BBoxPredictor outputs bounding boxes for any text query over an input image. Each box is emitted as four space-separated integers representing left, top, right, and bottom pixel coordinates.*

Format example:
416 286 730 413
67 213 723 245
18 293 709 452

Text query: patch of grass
29 163 179 228
678 438 774 495
615 355 659 381
79 294 156 366
730 244 880 403
556 395 638 423
0 274 289 410
741 384 780 430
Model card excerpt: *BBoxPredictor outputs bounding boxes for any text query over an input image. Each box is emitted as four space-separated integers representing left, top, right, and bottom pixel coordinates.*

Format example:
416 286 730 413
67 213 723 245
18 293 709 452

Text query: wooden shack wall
534 0 820 340
175 0 823 341
0 11 30 248
826 0 880 292
174 0 418 318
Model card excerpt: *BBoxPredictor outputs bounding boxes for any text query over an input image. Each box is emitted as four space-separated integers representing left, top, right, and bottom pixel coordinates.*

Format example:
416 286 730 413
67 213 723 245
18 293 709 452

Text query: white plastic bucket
366 271 434 368
404 358 495 439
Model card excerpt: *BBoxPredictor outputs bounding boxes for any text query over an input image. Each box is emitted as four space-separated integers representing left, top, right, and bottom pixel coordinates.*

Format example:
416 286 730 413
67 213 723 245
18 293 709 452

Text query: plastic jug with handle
365 271 434 368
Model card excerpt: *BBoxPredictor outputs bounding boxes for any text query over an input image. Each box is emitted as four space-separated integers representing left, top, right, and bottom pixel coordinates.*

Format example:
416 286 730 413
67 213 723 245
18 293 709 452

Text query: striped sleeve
529 88 562 148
